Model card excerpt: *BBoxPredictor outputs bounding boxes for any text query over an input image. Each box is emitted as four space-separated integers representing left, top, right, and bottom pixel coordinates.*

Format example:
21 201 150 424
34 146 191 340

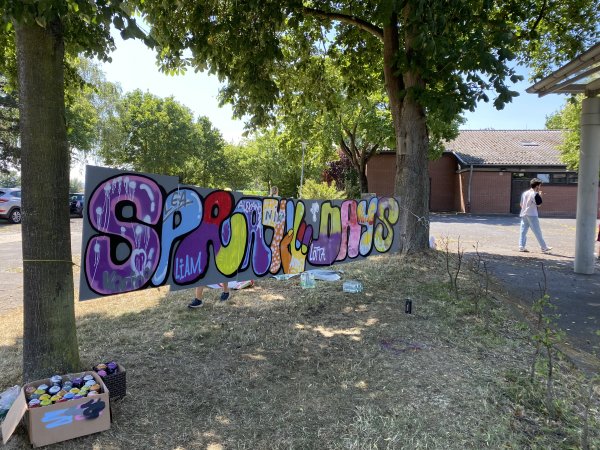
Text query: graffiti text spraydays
83 171 399 299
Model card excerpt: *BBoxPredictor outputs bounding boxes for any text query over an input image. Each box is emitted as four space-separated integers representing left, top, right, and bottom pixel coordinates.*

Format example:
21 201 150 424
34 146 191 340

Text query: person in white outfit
518 178 552 253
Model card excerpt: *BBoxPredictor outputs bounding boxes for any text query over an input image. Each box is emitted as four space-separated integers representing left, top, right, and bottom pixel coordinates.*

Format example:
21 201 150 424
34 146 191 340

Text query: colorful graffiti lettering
41 399 106 429
80 167 401 300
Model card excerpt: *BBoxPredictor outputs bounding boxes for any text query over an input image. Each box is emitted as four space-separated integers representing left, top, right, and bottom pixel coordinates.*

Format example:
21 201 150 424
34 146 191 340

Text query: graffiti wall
79 166 401 300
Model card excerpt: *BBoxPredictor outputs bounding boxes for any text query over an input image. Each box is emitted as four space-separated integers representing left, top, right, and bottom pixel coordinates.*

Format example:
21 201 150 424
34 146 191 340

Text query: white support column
574 97 600 274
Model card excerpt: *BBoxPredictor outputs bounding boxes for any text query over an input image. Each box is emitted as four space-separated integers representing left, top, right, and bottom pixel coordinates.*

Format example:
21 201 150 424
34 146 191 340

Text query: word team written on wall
80 166 401 301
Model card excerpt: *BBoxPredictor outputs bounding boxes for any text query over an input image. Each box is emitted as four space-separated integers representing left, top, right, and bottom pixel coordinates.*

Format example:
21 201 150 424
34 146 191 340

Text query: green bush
241 190 267 196
300 179 346 200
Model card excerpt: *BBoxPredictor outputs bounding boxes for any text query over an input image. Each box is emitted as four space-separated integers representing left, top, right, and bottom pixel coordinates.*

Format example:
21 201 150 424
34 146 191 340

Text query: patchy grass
0 252 598 449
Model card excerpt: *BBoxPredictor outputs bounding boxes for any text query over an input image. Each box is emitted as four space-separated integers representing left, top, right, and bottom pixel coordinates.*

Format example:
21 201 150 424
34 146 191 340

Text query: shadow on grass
462 250 600 358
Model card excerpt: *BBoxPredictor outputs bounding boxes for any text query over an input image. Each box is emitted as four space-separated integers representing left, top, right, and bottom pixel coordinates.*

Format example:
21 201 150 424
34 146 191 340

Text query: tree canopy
0 54 121 173
546 95 583 171
98 89 230 187
141 0 598 252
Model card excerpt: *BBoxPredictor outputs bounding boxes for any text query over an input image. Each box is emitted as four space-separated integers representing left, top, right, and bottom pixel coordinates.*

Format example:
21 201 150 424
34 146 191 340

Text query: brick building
367 130 599 217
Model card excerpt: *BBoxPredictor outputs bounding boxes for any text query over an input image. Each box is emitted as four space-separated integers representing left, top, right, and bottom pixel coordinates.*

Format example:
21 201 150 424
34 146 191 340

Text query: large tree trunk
16 19 80 381
397 93 429 252
398 2 430 253
383 7 430 254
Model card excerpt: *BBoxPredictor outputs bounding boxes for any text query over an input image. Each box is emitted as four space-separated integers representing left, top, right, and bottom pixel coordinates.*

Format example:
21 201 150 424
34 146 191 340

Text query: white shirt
520 189 538 217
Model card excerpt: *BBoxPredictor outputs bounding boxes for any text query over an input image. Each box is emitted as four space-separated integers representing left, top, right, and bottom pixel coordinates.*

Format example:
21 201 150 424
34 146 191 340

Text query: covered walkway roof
526 43 600 97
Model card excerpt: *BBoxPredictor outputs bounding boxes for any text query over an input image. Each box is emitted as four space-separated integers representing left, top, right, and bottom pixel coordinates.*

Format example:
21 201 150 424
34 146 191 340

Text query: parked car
0 187 22 224
69 193 85 217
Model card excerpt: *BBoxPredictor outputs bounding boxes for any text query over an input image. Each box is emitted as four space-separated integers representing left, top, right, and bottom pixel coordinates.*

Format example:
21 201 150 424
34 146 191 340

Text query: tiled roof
444 130 564 166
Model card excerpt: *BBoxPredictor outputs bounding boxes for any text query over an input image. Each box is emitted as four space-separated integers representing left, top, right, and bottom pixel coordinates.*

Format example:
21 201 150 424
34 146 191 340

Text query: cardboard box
2 371 111 447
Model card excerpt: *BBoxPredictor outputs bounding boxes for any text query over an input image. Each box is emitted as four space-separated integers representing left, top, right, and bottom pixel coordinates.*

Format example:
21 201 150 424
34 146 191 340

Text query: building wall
469 171 512 214
366 154 599 217
537 185 578 217
429 154 457 211
366 153 396 196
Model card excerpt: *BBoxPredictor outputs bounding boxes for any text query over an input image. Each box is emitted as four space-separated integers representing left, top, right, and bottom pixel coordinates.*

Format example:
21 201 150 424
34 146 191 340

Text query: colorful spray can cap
25 386 37 398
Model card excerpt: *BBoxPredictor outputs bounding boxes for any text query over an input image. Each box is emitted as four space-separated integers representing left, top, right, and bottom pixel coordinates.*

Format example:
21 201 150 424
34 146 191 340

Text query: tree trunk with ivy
16 19 79 381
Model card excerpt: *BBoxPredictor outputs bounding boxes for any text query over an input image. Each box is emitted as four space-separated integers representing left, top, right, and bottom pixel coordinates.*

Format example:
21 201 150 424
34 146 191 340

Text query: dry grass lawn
0 252 598 449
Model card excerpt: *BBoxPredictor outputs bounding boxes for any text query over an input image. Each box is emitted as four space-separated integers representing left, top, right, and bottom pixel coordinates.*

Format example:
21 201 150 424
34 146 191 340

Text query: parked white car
0 187 21 224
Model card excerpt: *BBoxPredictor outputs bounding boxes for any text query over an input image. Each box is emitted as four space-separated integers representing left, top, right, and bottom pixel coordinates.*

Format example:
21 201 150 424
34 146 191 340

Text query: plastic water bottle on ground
343 280 363 293
300 272 316 288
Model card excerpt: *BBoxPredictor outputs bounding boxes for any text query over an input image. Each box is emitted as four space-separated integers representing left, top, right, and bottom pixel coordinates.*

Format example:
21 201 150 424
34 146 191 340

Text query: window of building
551 173 567 184
537 173 550 183
511 171 578 184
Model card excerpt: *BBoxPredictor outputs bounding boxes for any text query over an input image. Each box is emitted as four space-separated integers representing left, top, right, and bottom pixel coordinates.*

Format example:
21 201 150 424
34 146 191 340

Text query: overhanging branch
302 6 384 41
530 0 548 34
365 143 379 161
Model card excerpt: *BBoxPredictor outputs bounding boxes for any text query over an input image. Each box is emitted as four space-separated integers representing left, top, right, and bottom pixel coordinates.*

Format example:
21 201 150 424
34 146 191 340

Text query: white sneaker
519 248 529 252
542 247 553 253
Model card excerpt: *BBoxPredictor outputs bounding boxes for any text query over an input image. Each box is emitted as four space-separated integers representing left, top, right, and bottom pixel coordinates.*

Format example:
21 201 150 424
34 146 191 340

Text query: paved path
0 219 83 315
430 214 600 371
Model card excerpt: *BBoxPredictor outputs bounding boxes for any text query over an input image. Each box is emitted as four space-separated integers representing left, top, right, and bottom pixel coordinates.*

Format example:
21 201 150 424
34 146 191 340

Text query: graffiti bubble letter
152 188 203 286
85 175 162 296
374 197 399 252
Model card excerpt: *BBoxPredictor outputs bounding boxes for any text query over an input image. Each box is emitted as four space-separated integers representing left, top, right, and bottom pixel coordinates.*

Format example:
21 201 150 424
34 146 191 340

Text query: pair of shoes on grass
187 292 230 309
